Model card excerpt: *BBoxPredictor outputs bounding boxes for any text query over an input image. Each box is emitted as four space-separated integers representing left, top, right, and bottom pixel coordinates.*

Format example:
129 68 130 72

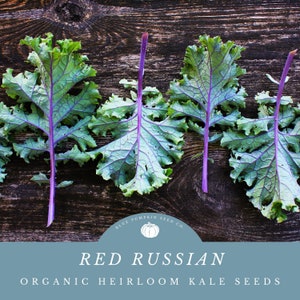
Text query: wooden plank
0 0 300 241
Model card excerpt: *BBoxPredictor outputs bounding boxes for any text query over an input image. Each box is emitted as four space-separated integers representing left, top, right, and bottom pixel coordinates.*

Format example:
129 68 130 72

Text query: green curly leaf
90 81 185 196
221 50 300 222
168 35 246 193
89 80 187 196
0 139 12 182
89 33 186 196
1 33 100 226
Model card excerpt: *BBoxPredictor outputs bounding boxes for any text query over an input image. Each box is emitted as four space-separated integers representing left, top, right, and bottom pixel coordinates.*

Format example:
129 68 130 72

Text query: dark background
0 0 300 241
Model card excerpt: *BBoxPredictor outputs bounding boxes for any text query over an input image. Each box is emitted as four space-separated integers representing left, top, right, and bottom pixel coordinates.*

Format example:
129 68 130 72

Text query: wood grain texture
0 0 300 241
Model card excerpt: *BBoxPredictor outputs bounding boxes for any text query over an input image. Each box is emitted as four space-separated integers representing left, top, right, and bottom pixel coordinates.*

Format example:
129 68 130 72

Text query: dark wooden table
0 0 300 241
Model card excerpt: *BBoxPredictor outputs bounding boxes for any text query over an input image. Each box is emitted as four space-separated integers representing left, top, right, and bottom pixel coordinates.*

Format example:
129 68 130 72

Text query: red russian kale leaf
1 33 100 226
221 50 300 222
0 112 12 181
168 35 246 193
88 33 186 196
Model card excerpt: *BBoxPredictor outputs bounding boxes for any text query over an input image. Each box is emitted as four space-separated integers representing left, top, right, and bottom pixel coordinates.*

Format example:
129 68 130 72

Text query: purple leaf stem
136 32 148 167
47 59 56 227
273 49 297 173
202 57 213 193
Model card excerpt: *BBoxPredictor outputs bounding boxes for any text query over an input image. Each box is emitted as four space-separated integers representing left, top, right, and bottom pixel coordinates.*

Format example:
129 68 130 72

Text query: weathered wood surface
0 0 300 241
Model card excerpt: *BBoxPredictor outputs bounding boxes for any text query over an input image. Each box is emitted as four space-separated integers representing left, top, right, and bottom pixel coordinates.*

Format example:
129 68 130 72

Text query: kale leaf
168 35 246 193
89 33 186 196
0 106 13 182
1 33 100 226
221 50 300 222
